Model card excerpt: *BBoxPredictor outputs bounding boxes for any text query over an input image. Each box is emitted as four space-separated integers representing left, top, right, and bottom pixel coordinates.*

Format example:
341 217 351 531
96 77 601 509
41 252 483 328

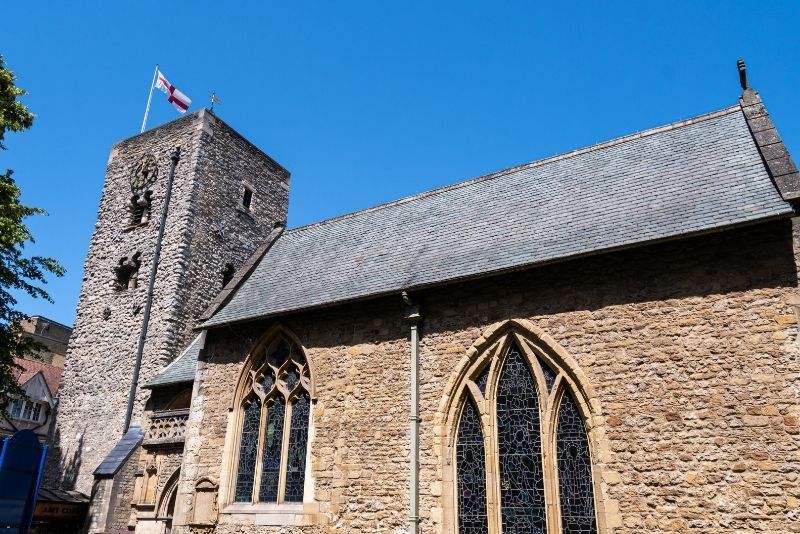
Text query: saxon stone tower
51 110 290 494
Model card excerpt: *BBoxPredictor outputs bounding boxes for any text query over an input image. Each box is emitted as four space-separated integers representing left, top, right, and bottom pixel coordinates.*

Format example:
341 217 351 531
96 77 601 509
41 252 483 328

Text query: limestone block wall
175 218 800 534
52 110 289 494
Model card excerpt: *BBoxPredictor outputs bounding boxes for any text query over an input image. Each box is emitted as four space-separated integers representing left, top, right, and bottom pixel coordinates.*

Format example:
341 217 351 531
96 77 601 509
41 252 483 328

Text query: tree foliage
0 55 65 405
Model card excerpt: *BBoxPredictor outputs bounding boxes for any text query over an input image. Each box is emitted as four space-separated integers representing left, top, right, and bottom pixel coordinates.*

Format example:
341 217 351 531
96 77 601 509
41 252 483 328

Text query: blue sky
2 1 799 326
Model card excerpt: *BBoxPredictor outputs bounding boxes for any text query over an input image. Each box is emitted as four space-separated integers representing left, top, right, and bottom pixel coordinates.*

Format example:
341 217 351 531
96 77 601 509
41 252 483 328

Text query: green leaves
0 56 64 407
0 55 34 151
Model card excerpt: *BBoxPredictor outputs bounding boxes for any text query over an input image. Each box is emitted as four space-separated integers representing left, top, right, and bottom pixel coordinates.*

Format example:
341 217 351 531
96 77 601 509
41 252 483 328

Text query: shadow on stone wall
43 415 83 491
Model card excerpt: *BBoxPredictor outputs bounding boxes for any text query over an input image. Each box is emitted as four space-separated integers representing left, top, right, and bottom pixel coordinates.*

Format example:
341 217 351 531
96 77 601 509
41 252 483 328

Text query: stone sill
123 221 150 232
221 502 328 526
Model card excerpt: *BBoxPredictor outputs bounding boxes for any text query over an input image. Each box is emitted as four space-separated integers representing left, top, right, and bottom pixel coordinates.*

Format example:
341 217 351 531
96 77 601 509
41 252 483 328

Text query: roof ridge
285 104 741 235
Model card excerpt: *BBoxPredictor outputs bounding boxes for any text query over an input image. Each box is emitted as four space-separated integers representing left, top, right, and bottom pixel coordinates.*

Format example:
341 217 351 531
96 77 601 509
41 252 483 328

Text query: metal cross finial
737 58 748 90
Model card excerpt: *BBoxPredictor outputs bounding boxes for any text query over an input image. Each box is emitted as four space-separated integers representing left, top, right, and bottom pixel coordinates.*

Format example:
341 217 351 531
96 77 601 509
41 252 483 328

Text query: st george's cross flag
155 70 191 114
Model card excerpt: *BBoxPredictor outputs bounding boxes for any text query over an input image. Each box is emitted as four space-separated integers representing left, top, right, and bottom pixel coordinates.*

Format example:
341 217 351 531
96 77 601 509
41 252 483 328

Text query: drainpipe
402 291 422 534
124 146 181 432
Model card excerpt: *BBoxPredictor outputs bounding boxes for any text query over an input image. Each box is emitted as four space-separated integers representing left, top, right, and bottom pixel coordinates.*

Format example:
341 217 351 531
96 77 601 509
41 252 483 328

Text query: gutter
402 291 422 534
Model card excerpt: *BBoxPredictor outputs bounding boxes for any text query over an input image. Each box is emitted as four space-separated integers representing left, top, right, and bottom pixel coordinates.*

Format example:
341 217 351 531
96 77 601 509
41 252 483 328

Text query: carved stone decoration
131 154 158 193
143 462 158 504
114 251 142 290
191 477 219 526
144 409 189 446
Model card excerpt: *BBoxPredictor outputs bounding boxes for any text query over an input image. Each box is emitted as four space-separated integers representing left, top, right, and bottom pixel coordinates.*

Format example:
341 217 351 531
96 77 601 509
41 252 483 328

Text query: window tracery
453 336 598 534
233 335 312 504
456 399 488 534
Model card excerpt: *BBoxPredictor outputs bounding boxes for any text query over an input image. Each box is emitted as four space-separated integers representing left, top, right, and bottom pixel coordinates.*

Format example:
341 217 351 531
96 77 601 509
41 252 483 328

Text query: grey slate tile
144 334 202 388
93 426 143 477
204 106 794 327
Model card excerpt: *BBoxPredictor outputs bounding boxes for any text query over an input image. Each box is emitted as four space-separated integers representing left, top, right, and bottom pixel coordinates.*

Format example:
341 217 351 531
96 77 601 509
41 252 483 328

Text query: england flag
155 70 191 114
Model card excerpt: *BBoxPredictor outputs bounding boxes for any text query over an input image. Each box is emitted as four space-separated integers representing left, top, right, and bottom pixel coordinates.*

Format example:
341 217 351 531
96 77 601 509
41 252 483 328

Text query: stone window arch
157 468 181 520
230 328 313 505
441 320 616 534
166 389 192 410
114 251 141 290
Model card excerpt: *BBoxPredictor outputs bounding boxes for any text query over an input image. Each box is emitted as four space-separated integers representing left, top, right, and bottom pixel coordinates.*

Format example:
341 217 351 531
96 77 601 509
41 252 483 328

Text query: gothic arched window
233 335 312 504
454 338 599 534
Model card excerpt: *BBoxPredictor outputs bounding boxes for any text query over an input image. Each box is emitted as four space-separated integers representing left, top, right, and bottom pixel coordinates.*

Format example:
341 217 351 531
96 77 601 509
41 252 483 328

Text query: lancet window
129 190 153 226
234 335 312 504
454 339 598 534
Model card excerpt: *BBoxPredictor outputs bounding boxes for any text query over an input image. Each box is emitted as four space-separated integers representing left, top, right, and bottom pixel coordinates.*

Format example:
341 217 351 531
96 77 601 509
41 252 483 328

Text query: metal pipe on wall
123 146 181 432
403 291 422 534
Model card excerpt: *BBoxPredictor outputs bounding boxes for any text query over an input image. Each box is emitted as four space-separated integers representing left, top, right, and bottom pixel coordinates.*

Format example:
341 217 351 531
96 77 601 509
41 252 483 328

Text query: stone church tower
51 109 290 497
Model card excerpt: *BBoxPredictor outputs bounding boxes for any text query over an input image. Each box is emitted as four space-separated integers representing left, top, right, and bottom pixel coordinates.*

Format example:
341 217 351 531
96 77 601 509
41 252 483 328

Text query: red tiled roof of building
13 358 63 396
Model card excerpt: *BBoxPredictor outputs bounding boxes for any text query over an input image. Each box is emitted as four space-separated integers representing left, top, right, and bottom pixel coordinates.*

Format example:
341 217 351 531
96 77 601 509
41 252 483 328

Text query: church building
52 64 800 533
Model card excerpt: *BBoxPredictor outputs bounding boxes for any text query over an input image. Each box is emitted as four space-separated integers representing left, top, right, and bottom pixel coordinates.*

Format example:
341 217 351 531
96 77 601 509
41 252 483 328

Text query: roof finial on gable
737 58 748 90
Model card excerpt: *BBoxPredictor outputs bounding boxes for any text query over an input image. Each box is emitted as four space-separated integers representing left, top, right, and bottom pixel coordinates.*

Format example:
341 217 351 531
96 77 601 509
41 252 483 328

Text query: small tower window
114 252 141 290
222 263 235 287
129 191 153 226
242 186 253 210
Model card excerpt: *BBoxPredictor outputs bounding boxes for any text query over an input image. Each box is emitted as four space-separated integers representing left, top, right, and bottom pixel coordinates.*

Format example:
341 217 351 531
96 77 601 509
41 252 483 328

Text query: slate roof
144 334 202 388
203 104 795 328
14 358 62 396
93 426 143 477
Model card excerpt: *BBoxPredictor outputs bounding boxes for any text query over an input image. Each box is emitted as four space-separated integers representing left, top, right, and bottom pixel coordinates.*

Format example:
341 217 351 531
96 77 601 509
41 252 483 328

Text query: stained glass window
259 370 274 392
496 344 547 534
537 355 556 392
259 398 285 502
456 337 599 534
285 367 300 392
475 367 490 396
284 393 311 502
235 333 313 505
456 399 488 534
234 399 261 502
557 392 597 534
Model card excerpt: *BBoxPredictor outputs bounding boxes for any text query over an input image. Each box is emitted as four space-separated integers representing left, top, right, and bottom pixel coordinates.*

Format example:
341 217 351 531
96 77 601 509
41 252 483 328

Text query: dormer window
114 252 142 290
242 186 253 210
10 399 44 422
130 191 153 226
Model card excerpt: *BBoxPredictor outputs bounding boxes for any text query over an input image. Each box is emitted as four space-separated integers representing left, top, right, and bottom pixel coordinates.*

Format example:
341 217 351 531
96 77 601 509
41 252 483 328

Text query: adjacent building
2 357 63 442
19 316 73 367
2 315 71 441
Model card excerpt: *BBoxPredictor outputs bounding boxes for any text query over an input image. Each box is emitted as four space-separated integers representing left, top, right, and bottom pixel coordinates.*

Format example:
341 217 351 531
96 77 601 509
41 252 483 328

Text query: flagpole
140 64 159 133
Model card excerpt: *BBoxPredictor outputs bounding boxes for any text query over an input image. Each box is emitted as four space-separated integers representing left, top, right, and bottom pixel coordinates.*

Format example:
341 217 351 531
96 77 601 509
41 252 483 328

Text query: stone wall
52 109 289 495
175 218 800 533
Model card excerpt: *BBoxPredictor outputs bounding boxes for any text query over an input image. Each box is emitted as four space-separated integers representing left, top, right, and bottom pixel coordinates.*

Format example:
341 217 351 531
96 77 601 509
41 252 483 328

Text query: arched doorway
156 469 180 534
